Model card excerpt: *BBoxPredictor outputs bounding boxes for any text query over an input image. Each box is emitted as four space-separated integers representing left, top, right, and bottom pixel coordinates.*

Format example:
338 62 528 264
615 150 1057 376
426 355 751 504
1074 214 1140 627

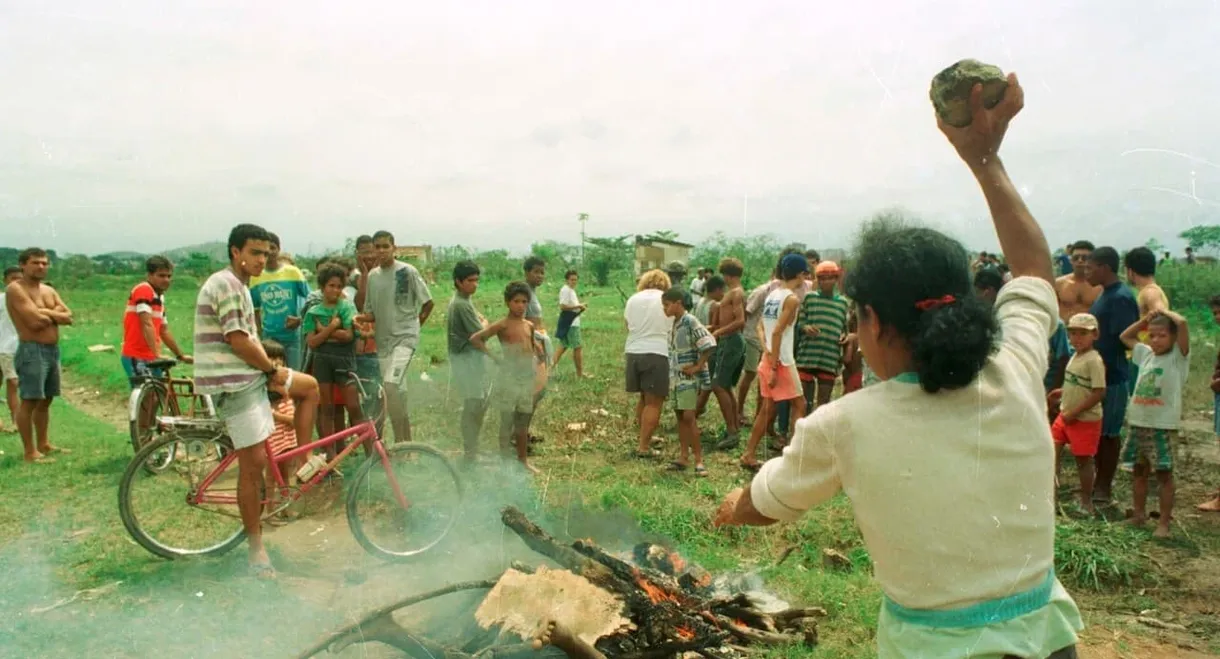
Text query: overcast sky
1 0 1218 257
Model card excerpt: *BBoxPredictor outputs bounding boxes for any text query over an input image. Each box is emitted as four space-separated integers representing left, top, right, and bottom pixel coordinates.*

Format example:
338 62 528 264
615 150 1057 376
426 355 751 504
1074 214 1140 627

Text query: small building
819 248 848 264
634 236 694 276
394 245 433 266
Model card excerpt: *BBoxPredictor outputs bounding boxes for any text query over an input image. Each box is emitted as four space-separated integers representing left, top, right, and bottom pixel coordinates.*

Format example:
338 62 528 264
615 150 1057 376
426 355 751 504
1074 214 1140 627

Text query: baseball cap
665 260 687 274
814 261 841 276
1067 313 1098 331
779 253 811 278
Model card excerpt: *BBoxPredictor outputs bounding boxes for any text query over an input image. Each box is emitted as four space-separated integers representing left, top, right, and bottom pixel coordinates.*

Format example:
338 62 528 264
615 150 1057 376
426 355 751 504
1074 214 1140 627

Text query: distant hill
94 250 145 260
160 241 228 263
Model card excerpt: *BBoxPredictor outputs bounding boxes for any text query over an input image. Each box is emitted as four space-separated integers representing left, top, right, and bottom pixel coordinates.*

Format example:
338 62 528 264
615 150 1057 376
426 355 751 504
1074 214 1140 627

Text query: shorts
0 352 18 382
1121 426 1175 472
15 342 61 400
495 364 536 414
625 353 669 398
743 338 762 374
672 387 698 412
758 359 801 402
1213 392 1220 436
451 353 491 401
380 345 416 387
843 371 863 393
120 356 166 388
1100 384 1128 437
712 333 745 390
213 380 275 450
313 350 356 385
1051 415 1102 457
560 326 582 349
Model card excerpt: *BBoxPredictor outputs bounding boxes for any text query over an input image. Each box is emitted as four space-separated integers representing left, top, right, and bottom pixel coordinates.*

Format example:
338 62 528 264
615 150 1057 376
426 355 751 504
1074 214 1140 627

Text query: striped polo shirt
121 281 165 361
194 268 262 395
794 291 849 373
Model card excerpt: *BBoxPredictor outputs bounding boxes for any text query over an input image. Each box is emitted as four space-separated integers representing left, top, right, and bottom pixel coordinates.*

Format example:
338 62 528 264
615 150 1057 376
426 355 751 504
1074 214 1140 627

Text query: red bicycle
117 389 462 562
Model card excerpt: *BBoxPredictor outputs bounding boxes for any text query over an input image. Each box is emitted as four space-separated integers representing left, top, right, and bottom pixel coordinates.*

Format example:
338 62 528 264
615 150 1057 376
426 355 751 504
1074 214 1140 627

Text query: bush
689 232 788 289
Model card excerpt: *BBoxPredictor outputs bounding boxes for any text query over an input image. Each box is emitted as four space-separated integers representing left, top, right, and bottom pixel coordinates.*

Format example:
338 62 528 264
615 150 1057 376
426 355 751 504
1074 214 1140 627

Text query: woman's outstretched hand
938 72 1025 168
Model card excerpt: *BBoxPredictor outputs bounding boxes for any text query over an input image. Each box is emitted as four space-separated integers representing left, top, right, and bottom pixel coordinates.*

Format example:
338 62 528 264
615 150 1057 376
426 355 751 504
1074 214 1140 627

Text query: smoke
0 450 677 659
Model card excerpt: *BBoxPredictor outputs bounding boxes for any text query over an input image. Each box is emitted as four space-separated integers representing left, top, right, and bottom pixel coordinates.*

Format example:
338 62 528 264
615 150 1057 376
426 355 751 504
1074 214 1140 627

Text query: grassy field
2 271 1219 658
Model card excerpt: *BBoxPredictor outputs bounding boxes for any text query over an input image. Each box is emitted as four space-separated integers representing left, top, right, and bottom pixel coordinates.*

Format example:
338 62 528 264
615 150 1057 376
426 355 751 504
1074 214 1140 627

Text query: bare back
716 285 745 335
5 280 62 345
1054 274 1100 322
1136 282 1170 316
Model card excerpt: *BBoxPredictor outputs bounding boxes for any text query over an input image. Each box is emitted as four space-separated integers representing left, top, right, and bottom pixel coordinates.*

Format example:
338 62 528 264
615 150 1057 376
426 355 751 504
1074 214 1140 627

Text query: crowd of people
4 72 1220 658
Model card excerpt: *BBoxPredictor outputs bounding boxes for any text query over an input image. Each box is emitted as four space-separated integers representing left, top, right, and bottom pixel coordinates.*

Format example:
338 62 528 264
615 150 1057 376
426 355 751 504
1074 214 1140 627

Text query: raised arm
939 73 1052 284
1119 314 1148 351
1164 309 1190 356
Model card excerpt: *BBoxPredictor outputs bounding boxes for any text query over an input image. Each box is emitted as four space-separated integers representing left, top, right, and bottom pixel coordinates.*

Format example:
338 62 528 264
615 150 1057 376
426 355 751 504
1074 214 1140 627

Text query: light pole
578 213 589 263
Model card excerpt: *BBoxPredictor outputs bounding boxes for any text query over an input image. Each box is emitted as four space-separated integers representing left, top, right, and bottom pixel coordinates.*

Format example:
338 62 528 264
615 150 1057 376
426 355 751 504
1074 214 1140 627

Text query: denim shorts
15 342 61 400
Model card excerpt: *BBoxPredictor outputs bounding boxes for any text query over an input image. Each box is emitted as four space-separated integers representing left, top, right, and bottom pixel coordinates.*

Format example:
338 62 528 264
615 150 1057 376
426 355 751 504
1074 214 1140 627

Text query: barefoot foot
1197 497 1220 512
1153 523 1171 538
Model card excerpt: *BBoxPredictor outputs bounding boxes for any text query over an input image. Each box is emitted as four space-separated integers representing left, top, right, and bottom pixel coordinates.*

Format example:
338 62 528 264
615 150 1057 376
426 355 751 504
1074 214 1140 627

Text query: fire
733 618 748 628
632 568 678 605
675 625 695 641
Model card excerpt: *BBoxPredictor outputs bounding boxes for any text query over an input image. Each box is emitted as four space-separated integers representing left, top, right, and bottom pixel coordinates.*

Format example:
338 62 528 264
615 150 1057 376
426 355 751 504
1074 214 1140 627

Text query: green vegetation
2 243 1220 657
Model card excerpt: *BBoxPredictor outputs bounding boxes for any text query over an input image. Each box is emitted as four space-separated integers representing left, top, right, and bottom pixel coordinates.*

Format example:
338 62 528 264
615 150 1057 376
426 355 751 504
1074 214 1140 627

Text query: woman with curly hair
624 269 672 458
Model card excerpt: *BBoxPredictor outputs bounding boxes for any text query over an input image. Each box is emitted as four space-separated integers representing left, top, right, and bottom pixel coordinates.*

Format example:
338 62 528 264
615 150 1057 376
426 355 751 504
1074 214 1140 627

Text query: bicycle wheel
118 431 247 560
129 381 173 473
346 443 463 562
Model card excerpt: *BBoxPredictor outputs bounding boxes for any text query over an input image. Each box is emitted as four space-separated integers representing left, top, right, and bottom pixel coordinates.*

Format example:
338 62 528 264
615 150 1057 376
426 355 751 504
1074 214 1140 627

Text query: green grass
5 272 1220 657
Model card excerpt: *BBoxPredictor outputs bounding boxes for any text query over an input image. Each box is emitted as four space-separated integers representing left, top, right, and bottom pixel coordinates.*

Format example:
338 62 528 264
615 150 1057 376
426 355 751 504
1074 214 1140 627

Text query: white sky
1 0 1218 257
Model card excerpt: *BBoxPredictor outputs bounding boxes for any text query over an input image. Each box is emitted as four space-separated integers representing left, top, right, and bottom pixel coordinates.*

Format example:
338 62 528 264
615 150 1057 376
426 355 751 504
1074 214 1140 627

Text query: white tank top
761 287 796 365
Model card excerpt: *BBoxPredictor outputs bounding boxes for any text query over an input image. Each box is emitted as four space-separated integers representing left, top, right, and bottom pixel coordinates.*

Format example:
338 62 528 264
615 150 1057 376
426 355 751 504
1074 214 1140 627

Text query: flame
675 626 695 641
632 568 678 604
733 618 748 628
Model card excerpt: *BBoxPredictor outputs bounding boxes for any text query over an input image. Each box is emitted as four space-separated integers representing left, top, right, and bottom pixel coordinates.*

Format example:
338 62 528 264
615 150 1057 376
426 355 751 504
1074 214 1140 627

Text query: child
1201 296 1220 513
795 261 849 410
710 260 747 448
304 263 364 455
470 282 542 475
1120 309 1190 537
553 270 588 377
713 75 1083 658
693 275 724 417
447 261 491 465
1048 313 1106 516
739 253 808 471
663 287 716 476
262 340 307 520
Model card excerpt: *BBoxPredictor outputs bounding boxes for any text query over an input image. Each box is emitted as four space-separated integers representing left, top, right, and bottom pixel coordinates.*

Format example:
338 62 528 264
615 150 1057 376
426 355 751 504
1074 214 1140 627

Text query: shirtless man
1055 240 1102 323
709 258 746 448
5 247 73 463
1123 246 1169 317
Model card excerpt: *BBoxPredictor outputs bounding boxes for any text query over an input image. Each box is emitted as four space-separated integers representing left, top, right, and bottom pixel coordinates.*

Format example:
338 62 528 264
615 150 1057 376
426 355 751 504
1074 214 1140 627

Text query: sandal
666 461 688 472
634 449 661 460
694 465 709 478
739 461 762 473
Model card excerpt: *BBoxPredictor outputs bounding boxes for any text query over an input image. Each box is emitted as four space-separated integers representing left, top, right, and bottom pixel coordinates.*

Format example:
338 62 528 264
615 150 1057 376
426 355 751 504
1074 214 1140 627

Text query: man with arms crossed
6 248 73 463
1055 240 1102 323
195 224 318 578
356 230 433 443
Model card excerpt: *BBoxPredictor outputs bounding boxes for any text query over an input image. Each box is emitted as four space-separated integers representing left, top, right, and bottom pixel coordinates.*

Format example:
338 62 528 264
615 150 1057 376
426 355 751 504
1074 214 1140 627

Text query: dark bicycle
127 358 215 473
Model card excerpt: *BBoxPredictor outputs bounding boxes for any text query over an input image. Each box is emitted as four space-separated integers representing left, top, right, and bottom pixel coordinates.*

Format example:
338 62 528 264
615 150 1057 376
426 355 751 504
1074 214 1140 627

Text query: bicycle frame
188 420 410 513
127 373 216 425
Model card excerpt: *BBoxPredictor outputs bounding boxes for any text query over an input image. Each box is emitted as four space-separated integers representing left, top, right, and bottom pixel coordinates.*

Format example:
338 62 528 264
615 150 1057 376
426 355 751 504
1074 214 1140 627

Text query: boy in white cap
1048 313 1106 516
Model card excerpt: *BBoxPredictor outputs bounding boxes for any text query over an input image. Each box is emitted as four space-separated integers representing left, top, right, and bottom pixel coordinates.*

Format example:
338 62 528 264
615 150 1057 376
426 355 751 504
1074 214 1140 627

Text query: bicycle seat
146 358 178 371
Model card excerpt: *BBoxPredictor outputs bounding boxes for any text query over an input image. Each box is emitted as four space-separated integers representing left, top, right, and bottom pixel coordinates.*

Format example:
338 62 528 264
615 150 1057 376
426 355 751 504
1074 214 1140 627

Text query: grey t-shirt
526 286 543 321
447 294 483 355
366 261 432 356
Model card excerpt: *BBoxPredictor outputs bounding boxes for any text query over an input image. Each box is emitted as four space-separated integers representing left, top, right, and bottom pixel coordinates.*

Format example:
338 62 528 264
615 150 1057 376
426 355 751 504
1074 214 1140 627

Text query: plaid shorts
1121 426 1175 472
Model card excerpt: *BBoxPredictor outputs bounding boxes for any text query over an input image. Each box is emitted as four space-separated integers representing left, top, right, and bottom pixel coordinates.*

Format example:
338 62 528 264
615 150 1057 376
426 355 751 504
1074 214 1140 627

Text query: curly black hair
843 213 999 393
316 262 349 289
504 280 532 303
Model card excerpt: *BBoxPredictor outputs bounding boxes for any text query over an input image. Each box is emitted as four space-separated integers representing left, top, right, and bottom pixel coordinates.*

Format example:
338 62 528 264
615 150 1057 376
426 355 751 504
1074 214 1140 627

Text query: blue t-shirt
1056 254 1072 277
1089 280 1140 386
249 265 311 341
1044 320 1072 391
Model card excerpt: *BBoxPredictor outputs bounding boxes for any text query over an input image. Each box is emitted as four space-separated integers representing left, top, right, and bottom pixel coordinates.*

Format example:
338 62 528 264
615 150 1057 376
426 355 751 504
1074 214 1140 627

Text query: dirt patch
1080 626 1218 658
60 372 128 431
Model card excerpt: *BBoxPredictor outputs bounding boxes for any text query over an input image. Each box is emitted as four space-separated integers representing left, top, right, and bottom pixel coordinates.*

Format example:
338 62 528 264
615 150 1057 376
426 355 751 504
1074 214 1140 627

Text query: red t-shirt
122 282 165 361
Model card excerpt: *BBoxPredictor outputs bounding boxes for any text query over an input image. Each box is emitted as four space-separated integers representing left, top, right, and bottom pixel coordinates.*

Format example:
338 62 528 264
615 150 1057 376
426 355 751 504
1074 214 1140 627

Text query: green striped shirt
794 292 849 373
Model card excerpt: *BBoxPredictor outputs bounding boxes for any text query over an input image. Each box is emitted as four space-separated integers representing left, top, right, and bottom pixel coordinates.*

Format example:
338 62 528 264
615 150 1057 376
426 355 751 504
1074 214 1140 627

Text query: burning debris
297 506 824 659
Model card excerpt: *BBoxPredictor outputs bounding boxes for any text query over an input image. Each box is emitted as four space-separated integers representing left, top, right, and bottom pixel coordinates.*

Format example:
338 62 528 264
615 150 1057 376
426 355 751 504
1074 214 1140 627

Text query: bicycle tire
118 432 247 560
345 443 463 562
129 381 176 474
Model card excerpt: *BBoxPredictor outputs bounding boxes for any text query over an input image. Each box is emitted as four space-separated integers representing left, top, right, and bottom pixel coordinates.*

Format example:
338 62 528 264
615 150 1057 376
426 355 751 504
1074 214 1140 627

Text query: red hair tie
914 295 956 311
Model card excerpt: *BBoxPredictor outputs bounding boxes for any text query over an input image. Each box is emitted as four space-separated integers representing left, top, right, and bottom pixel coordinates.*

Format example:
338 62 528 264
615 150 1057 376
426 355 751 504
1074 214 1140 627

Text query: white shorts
214 382 275 451
0 353 16 382
380 345 415 387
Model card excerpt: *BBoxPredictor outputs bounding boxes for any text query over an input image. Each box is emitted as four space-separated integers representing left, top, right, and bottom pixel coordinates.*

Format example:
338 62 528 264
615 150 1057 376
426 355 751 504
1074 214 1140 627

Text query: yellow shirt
1061 349 1106 421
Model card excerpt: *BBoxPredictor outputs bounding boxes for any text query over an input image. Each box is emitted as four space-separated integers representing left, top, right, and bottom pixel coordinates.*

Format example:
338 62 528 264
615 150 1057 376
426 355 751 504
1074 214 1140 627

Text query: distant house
394 245 433 265
634 236 694 276
819 248 847 264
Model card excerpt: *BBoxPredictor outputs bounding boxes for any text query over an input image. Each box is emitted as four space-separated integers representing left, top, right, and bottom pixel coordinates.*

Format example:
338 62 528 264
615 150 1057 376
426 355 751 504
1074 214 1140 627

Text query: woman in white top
624 269 672 458
714 74 1083 658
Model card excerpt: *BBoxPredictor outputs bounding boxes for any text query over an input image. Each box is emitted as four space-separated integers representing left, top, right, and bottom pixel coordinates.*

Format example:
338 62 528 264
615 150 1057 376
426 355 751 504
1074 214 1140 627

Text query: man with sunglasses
1055 240 1101 323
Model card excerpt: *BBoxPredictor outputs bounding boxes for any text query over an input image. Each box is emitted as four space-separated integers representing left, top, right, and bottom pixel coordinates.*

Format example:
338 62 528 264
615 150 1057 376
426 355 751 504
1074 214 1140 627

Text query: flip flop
25 456 56 465
666 461 688 472
693 465 709 478
248 562 277 580
40 446 71 455
739 461 762 473
634 449 660 460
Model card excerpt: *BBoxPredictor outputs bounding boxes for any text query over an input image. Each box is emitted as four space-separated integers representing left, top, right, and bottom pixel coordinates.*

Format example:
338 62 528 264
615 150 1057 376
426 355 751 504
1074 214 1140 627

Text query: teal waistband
883 569 1055 629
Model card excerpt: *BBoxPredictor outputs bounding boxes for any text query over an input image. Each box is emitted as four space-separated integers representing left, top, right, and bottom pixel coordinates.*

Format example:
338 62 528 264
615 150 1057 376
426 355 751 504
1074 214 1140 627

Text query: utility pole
578 213 589 263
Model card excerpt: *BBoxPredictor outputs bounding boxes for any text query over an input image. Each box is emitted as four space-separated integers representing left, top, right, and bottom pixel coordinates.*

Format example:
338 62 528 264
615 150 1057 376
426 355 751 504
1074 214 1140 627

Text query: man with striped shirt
195 224 318 579
794 261 849 411
121 256 191 386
